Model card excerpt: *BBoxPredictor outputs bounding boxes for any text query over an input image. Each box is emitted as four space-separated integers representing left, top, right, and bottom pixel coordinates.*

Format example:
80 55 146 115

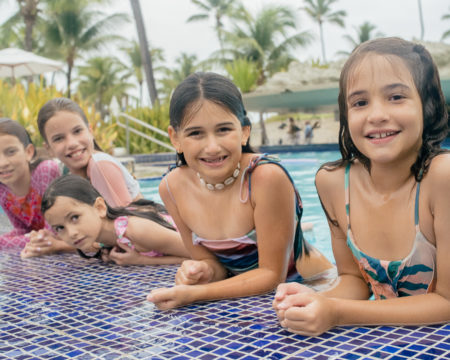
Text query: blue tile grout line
0 249 449 360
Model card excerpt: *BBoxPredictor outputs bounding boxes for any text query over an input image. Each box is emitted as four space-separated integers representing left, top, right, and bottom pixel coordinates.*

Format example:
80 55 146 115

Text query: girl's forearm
322 274 371 299
188 267 282 303
331 293 450 327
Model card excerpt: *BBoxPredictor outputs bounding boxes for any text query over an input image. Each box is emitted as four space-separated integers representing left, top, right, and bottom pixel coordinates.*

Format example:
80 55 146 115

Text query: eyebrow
183 121 236 133
348 83 412 100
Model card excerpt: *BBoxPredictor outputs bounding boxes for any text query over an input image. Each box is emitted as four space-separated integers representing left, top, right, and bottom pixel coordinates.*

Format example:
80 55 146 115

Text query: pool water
139 151 341 262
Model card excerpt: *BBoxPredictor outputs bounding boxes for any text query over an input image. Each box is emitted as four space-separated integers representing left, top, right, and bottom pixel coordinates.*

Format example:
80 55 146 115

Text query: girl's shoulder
244 153 290 186
423 153 450 188
315 162 347 191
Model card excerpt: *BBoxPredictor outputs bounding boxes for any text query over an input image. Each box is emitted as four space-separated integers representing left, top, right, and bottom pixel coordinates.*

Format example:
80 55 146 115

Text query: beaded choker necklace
197 163 241 191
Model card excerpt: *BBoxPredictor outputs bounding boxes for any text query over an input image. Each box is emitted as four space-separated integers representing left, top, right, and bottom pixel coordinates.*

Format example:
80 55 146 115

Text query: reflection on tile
0 249 449 359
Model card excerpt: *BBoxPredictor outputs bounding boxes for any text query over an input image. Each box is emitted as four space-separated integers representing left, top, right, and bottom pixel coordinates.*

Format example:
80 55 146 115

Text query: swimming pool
1 150 449 359
139 151 341 262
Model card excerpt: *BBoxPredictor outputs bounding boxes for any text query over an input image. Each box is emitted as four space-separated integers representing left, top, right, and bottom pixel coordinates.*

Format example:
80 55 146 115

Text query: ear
168 125 182 153
93 197 107 218
24 144 35 162
241 125 251 146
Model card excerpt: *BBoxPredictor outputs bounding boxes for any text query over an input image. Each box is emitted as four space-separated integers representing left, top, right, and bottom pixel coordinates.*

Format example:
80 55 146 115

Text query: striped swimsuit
345 163 436 299
192 154 305 282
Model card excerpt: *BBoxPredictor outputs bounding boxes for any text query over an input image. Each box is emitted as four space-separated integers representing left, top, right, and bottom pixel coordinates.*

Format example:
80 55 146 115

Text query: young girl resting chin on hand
273 37 450 336
0 118 69 257
41 174 189 265
147 72 336 310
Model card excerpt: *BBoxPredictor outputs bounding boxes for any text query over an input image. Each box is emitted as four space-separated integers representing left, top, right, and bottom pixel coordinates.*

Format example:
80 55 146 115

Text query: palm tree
43 1 128 97
302 0 346 63
337 21 384 57
130 0 159 106
77 56 133 119
417 0 424 40
442 7 450 40
223 5 312 84
0 12 22 49
16 0 40 51
187 0 239 59
122 41 165 107
158 53 200 101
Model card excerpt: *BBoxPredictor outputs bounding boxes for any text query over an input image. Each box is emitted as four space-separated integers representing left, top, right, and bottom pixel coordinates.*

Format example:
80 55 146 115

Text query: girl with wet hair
274 37 450 335
148 72 335 310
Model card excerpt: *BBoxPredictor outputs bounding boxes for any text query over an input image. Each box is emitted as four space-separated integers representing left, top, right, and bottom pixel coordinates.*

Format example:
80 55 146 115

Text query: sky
115 0 450 67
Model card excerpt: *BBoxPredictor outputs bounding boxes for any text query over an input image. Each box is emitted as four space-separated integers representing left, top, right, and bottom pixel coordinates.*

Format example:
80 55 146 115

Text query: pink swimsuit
114 216 167 257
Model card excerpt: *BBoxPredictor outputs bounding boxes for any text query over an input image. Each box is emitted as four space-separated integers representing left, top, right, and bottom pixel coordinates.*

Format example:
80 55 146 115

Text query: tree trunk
66 63 73 98
417 0 424 40
319 21 327 63
259 111 268 145
18 0 39 52
130 0 159 106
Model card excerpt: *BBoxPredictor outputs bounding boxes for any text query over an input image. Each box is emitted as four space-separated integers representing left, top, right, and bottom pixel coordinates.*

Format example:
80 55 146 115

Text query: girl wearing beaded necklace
147 72 335 310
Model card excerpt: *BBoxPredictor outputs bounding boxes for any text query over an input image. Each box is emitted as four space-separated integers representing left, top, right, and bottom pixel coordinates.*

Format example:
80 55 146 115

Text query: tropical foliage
77 56 133 119
187 0 239 59
337 21 384 56
1 0 447 153
113 104 172 154
222 4 312 84
302 0 346 63
0 79 117 152
442 7 450 40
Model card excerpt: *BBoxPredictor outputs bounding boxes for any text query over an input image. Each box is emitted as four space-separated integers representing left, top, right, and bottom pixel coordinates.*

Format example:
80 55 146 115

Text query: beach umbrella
0 47 63 82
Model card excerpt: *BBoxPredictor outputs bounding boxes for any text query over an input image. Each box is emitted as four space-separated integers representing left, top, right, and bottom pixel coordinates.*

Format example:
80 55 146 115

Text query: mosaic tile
0 250 448 359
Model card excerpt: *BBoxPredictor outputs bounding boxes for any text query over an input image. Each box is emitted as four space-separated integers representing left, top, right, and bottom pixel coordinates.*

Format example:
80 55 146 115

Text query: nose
66 134 78 149
67 225 79 240
204 134 221 154
367 98 389 124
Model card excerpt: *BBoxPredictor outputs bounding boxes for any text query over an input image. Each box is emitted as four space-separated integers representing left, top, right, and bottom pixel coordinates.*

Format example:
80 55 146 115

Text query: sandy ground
250 115 340 147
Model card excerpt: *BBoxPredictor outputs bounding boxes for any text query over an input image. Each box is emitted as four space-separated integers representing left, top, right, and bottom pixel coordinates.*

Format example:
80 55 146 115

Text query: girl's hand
175 260 214 285
147 285 192 310
276 291 338 336
108 241 142 266
273 282 314 320
21 230 72 258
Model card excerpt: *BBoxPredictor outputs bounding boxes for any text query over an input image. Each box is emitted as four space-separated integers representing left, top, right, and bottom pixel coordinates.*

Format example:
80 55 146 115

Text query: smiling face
0 134 34 194
346 54 423 167
169 100 250 184
44 196 104 253
43 111 94 177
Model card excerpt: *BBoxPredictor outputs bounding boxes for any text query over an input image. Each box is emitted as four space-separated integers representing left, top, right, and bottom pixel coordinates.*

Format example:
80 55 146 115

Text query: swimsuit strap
346 162 421 228
414 180 421 227
344 162 351 228
239 153 304 260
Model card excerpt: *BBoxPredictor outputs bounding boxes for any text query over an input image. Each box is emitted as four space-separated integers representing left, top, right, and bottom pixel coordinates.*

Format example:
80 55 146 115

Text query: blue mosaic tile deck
1 250 448 360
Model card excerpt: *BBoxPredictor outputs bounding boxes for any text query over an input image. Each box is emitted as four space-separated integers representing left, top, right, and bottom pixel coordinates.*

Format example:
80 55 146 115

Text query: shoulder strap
240 154 304 260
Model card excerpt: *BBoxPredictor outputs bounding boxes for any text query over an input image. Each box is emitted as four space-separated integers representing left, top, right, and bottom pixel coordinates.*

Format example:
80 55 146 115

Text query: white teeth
370 131 396 139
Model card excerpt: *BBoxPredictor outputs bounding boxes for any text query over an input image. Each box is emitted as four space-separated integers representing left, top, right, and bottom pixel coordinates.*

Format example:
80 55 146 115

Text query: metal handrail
115 112 175 153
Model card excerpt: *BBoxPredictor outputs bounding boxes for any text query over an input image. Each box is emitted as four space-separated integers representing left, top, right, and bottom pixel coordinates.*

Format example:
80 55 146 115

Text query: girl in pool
147 72 335 310
26 97 146 260
41 174 189 264
0 118 67 256
273 37 450 335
